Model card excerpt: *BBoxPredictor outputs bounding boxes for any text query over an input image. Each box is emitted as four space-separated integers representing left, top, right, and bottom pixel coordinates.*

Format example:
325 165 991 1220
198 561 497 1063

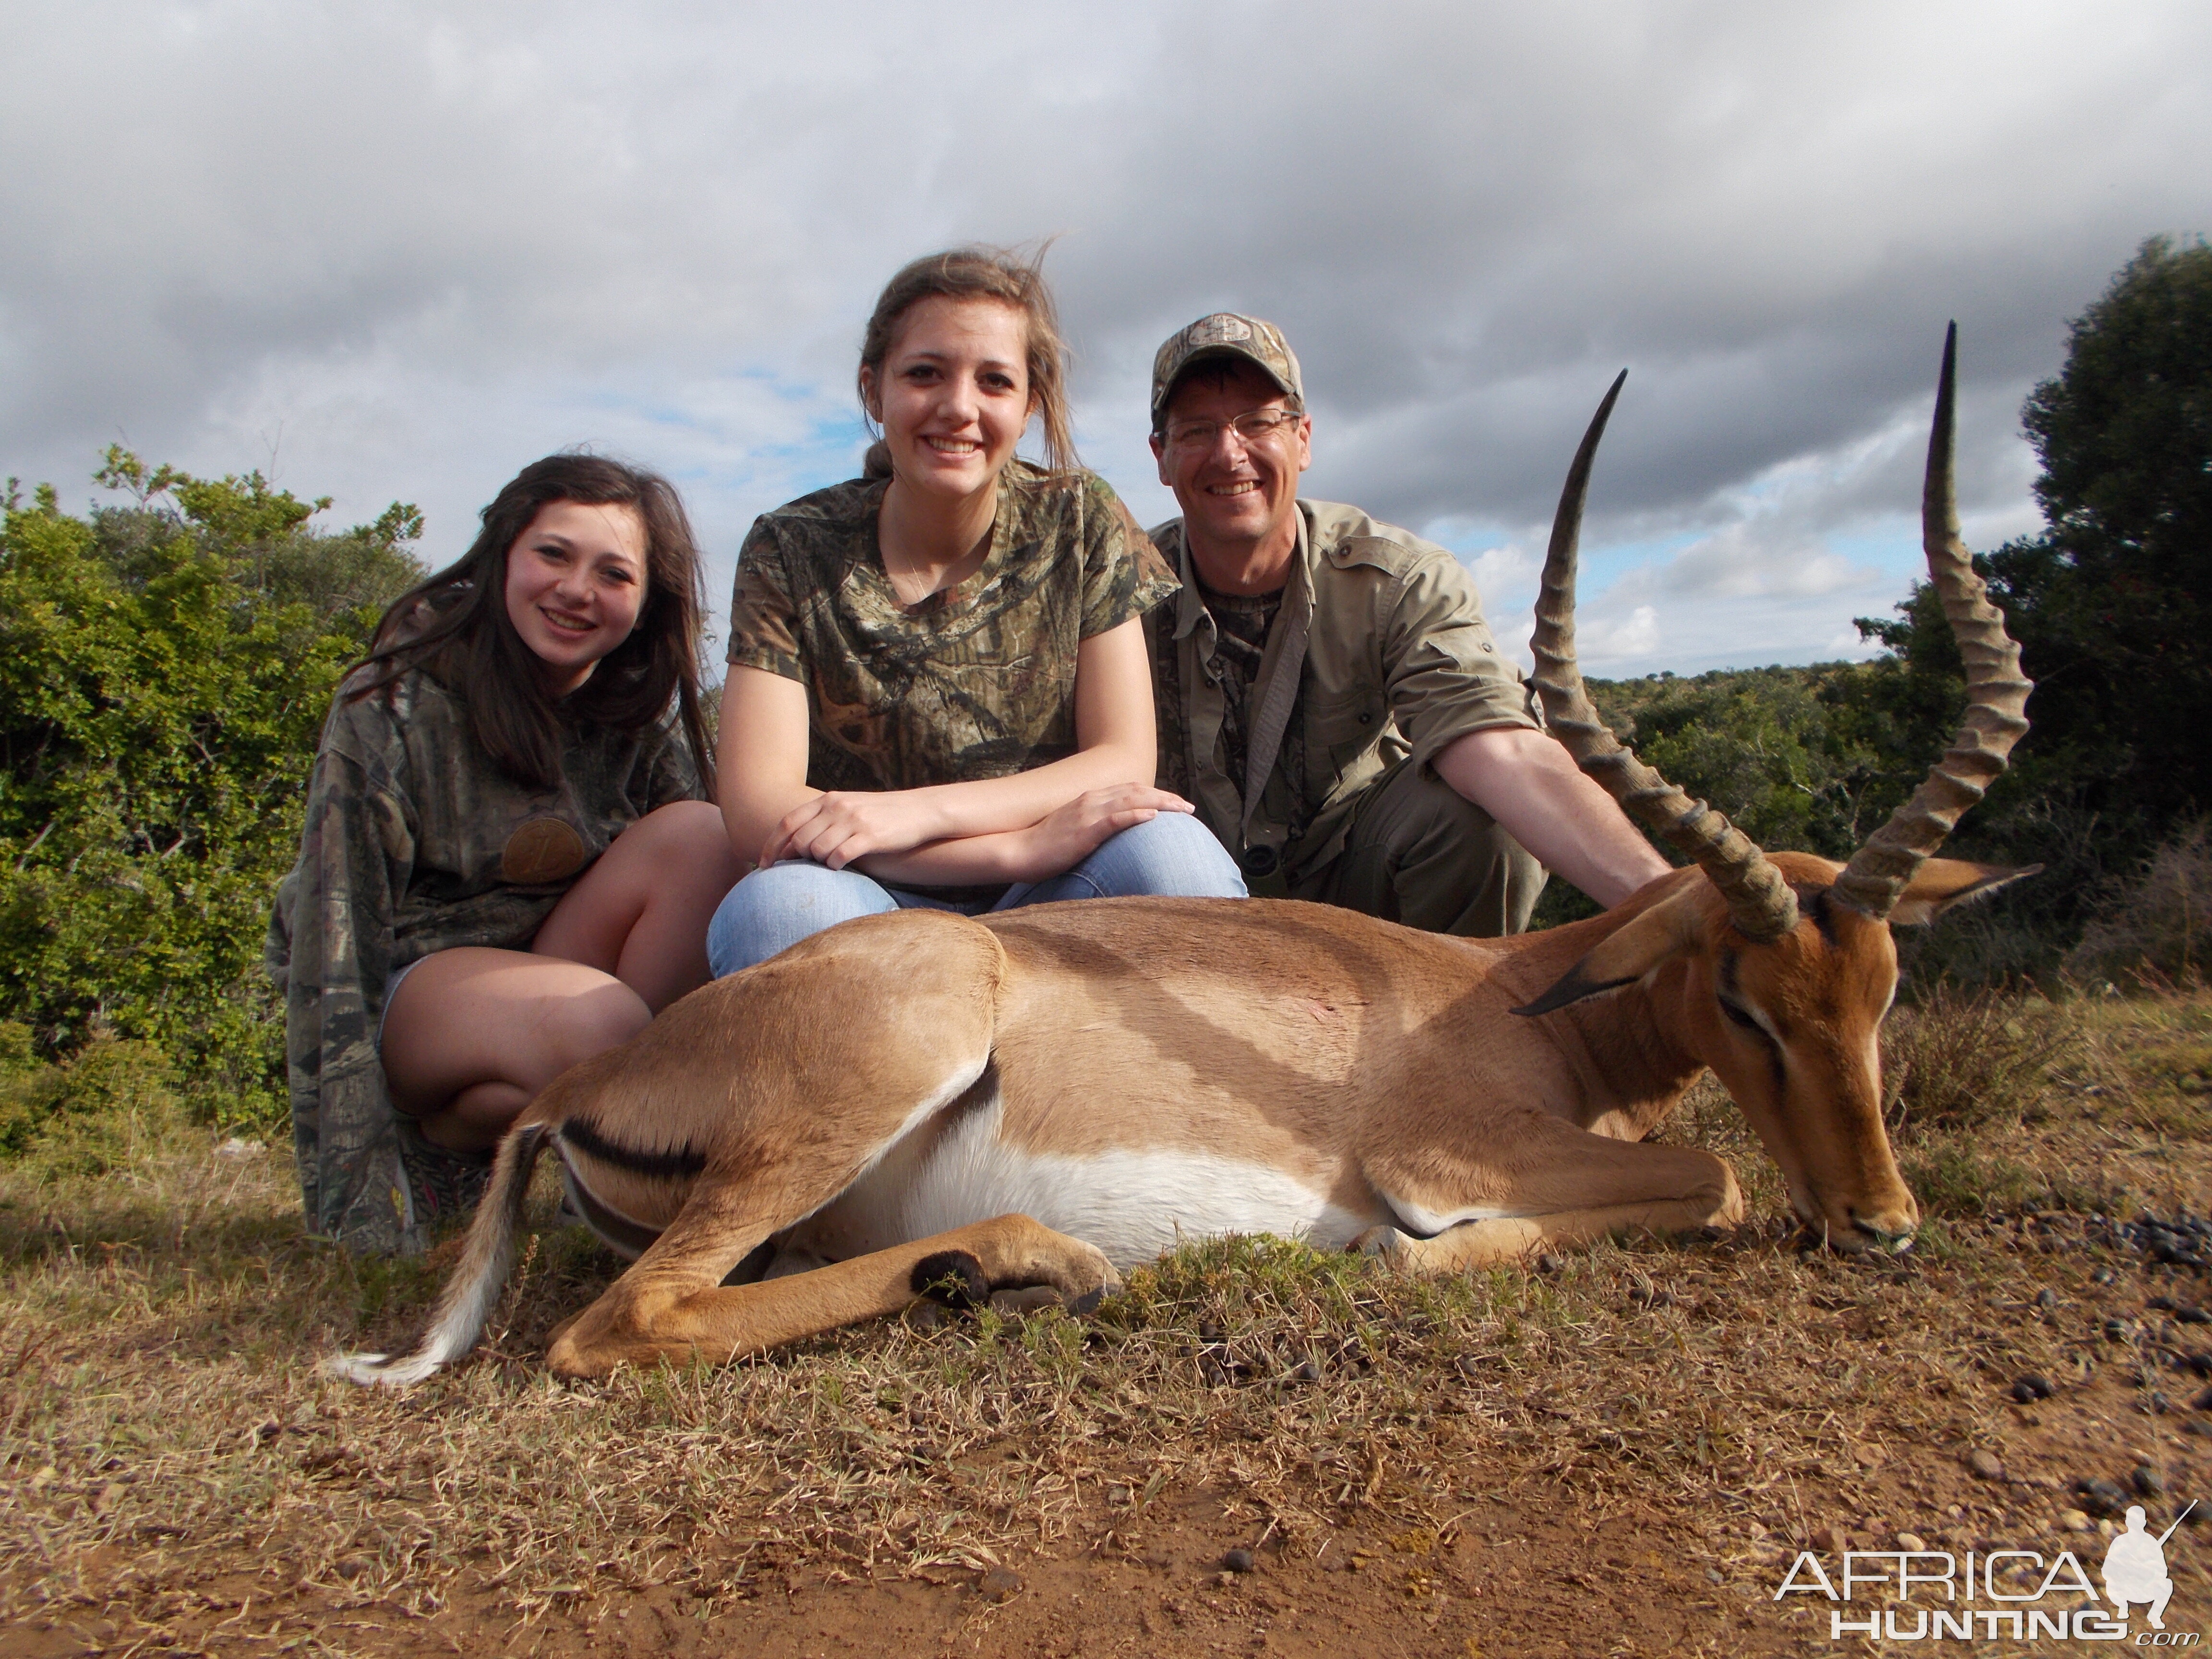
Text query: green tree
1865 235 2212 838
0 455 421 1129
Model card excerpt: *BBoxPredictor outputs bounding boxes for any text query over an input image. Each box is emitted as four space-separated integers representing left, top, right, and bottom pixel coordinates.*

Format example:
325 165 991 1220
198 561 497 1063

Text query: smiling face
1152 359 1312 566
501 498 649 694
861 295 1035 505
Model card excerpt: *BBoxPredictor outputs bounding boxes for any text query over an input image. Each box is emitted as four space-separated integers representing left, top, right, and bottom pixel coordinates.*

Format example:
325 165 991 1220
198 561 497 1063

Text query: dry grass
2071 818 2212 990
1879 984 2086 1137
6 990 2212 1653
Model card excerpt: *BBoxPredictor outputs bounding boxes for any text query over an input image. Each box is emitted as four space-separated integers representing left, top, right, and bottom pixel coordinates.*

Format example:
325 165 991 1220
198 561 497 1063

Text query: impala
336 327 2030 1384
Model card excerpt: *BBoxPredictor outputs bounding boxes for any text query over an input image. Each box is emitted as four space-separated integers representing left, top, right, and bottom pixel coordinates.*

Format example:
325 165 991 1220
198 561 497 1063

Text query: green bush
0 453 421 1139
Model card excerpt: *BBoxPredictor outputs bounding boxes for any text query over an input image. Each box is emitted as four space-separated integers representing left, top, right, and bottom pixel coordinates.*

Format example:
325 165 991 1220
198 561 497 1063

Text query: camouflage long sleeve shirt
725 462 1178 794
266 666 704 1254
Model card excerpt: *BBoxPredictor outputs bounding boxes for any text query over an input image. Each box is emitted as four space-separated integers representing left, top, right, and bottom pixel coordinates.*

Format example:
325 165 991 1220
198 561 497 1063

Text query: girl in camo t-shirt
707 248 1245 973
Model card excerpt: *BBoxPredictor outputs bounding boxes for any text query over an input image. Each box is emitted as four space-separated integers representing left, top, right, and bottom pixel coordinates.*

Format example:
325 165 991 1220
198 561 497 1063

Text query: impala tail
327 1122 552 1387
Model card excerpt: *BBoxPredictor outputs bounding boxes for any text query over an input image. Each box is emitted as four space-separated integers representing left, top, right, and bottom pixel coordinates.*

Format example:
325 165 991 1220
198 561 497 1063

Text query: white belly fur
789 1083 1376 1270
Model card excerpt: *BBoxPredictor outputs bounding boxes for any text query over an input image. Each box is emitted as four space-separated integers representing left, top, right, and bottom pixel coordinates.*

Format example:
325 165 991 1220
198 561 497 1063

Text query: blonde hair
858 244 1077 477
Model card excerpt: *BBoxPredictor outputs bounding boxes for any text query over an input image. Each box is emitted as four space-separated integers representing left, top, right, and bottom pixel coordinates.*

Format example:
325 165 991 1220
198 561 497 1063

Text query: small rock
989 1286 1061 1318
91 1482 124 1515
2180 1308 2212 1326
978 1566 1023 1604
2134 1465 2167 1497
1894 1532 1928 1551
2077 1478 2132 1518
1453 1353 1483 1378
1811 1526 1848 1552
1705 1567 1724 1584
213 1136 264 1159
1289 1356 1321 1384
2060 1508 2092 1532
905 1299 950 1333
2106 1318 2136 1343
1967 1449 2006 1481
1536 1253 1564 1276
1222 1548 1255 1574
2036 1288 2058 1312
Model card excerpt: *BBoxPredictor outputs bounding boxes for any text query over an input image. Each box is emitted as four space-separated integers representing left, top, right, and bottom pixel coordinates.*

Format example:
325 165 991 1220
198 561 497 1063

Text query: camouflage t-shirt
265 665 705 1255
725 462 1178 793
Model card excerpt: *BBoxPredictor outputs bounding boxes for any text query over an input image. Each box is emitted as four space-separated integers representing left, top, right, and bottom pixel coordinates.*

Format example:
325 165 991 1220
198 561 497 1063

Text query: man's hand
1004 785 1195 883
1432 727 1672 908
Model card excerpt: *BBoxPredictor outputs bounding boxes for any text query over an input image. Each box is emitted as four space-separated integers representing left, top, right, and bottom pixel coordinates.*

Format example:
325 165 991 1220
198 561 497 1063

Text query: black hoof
911 1250 989 1309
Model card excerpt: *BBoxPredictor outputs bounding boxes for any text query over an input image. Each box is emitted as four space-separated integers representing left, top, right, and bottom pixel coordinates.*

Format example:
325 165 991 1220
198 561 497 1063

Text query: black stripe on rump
558 1118 707 1180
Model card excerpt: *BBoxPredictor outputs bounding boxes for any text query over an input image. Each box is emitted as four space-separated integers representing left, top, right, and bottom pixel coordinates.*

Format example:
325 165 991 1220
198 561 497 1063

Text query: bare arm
1431 726 1671 908
717 618 1187 886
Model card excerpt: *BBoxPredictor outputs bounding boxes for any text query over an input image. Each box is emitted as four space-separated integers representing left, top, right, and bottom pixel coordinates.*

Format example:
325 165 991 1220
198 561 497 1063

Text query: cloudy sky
4 1 2206 675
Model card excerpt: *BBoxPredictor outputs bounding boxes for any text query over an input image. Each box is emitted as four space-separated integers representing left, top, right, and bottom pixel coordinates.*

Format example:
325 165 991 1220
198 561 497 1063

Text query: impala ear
1514 890 1704 1017
1885 859 2042 927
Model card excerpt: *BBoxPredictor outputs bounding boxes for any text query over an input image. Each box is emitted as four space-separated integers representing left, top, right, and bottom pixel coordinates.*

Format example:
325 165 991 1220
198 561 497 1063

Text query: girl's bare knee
546 980 653 1073
626 799 726 852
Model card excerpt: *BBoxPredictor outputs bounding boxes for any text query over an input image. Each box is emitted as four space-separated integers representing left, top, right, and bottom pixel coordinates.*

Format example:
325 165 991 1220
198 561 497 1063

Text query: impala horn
1829 325 2033 919
1528 369 1801 941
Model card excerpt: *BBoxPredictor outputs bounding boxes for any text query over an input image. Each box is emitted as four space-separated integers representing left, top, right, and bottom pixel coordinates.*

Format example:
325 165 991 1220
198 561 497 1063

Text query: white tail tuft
327 1124 546 1389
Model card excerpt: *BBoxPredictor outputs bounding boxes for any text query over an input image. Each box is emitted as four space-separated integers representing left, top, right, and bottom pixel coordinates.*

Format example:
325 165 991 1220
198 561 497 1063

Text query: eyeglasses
1162 408 1305 455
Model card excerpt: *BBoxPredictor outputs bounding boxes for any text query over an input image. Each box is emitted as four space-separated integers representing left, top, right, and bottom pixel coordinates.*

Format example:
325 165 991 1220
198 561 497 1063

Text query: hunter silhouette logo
2105 1503 2191 1631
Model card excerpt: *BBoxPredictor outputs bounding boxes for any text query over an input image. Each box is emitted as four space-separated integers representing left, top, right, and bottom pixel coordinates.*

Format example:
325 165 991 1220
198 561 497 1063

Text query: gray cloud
3 0 2205 673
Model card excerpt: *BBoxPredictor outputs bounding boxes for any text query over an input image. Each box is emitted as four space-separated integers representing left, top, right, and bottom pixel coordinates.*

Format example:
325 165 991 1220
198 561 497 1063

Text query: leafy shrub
0 1019 185 1175
0 453 421 1136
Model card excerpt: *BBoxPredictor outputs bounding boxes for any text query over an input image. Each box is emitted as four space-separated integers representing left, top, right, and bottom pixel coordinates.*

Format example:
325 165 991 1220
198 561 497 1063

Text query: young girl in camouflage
271 456 745 1252
707 248 1245 973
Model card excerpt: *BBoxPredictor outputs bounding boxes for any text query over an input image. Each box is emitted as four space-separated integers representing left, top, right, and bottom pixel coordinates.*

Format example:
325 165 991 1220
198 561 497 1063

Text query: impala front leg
546 1206 1119 1379
1353 1110 1743 1272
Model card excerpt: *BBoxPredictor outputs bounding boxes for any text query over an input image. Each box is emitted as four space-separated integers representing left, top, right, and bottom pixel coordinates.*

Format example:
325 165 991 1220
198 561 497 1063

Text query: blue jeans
705 811 1246 977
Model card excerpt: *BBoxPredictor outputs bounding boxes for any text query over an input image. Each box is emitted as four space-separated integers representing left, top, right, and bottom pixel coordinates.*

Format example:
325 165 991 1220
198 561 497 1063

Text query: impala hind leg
545 1203 1117 1378
1353 1110 1743 1272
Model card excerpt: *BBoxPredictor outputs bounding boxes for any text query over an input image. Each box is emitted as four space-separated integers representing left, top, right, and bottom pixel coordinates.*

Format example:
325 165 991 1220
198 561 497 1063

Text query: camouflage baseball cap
1150 313 1304 431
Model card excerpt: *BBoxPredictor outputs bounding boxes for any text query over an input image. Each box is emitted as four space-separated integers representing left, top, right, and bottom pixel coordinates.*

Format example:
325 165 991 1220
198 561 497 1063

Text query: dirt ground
7 988 2212 1657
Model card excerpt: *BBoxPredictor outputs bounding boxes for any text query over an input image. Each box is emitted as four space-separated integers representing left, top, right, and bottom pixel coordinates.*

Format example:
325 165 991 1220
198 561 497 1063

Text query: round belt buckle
1239 844 1280 878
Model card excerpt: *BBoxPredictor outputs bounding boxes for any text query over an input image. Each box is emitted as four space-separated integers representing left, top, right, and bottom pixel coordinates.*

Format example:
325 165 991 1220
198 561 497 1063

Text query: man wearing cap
1142 313 1670 933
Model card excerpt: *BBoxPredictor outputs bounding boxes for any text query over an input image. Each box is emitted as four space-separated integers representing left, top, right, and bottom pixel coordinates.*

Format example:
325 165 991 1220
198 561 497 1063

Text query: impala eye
1719 998 1764 1034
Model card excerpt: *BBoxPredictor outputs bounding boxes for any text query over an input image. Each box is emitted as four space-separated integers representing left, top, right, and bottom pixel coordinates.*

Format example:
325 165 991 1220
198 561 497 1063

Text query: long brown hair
351 454 714 793
857 244 1077 480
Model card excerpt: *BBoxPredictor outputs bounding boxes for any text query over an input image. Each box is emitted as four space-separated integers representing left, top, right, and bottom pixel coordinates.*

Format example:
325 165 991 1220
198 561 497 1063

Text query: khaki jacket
1144 501 1534 885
